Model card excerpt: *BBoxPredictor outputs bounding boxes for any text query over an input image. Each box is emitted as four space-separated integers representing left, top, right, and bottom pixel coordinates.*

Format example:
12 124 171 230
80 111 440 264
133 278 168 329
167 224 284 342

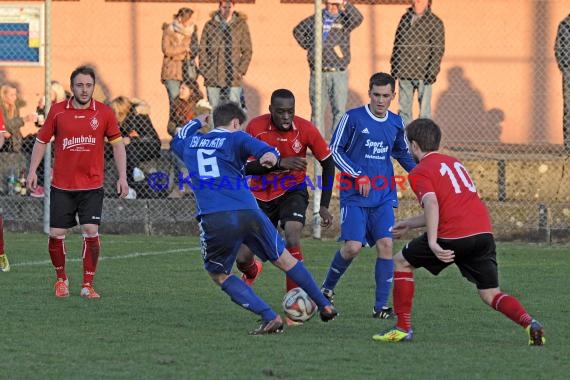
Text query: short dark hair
70 65 96 86
270 88 295 104
212 101 246 128
405 118 441 152
369 72 395 92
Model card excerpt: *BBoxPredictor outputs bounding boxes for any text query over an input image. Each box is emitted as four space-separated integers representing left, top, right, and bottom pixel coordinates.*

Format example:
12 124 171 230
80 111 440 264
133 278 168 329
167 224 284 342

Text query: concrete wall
1 0 569 145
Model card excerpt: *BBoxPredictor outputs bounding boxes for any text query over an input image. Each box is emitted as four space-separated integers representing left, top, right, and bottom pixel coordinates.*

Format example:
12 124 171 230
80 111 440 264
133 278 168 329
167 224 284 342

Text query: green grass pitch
1 232 568 379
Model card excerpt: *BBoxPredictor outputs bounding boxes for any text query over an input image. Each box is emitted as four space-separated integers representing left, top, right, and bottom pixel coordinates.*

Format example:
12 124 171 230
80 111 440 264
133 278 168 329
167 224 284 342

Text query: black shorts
50 187 104 229
257 188 309 229
402 233 498 289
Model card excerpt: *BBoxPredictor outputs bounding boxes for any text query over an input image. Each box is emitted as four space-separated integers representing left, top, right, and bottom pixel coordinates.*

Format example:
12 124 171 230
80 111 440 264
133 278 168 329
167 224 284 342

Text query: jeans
563 70 570 151
398 79 433 126
207 86 242 109
310 70 348 140
164 80 181 105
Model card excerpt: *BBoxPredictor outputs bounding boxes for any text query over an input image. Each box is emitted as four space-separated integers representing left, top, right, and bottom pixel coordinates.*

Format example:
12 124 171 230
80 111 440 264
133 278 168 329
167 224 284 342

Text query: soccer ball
282 287 317 322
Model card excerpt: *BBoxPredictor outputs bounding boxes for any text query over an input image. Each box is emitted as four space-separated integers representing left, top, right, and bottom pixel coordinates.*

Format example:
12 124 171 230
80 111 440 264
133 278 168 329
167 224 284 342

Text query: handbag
184 57 198 82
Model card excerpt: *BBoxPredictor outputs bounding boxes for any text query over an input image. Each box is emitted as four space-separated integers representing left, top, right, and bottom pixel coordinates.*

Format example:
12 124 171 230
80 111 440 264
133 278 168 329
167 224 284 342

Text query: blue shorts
339 203 394 246
198 209 286 274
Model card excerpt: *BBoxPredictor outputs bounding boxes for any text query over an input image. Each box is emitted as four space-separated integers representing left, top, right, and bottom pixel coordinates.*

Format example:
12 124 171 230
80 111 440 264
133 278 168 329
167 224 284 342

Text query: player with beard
321 72 416 319
236 89 335 324
27 65 128 298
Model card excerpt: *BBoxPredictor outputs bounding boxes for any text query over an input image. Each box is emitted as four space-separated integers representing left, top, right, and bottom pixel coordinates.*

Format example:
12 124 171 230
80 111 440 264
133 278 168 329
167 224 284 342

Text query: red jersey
36 98 122 190
245 114 332 201
409 152 492 239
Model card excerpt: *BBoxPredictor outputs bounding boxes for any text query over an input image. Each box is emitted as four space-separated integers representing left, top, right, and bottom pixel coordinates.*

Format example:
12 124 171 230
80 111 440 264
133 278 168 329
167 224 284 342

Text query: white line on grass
12 247 200 267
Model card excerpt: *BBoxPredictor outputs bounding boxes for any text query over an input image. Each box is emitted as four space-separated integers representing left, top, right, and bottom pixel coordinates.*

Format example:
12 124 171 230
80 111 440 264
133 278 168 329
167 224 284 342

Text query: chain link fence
0 0 569 242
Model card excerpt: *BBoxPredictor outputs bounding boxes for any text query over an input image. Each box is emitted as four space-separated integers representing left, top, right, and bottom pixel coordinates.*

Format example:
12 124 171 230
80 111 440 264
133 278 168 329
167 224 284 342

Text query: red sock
82 236 101 285
491 292 533 328
0 216 4 255
48 236 67 280
393 271 414 331
237 256 259 279
286 247 304 292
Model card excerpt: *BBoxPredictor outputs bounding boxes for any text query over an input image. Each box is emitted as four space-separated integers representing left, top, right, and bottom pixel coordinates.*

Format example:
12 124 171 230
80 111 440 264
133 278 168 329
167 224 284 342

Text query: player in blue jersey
321 72 416 319
171 102 338 335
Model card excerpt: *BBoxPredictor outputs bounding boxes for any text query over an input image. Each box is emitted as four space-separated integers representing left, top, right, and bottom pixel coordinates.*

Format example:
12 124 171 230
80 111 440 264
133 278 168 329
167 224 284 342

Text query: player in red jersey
236 89 335 320
27 65 129 299
373 118 545 345
0 112 9 272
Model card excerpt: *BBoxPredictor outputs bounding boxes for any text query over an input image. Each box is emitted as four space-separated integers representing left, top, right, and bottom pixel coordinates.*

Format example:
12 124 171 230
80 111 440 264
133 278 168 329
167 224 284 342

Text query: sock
0 216 4 255
393 271 414 331
491 292 533 328
82 235 101 285
286 261 330 310
48 236 67 281
322 250 353 291
221 275 276 321
236 256 258 279
286 246 303 291
374 257 394 311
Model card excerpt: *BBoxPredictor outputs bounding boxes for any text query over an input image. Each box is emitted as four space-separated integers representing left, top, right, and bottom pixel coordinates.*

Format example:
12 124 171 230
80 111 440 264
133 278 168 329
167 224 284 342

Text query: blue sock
221 275 276 321
322 250 353 291
374 257 394 311
286 261 331 309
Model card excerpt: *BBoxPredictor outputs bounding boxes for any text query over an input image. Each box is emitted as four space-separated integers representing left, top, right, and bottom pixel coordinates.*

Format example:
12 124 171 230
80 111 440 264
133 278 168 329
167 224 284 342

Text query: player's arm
171 117 204 159
392 127 416 172
318 155 335 227
330 117 363 178
423 193 455 263
0 132 4 150
109 135 129 198
26 140 48 191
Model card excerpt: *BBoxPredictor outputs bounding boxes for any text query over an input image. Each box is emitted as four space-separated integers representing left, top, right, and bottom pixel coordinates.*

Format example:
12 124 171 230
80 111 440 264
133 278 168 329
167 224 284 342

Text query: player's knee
342 242 361 259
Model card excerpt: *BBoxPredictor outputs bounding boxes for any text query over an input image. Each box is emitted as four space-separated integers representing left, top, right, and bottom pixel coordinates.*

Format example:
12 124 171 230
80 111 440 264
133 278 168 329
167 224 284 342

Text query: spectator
167 81 203 137
161 7 199 106
293 0 363 140
199 0 252 108
555 13 570 152
0 84 38 152
390 0 445 126
110 96 162 183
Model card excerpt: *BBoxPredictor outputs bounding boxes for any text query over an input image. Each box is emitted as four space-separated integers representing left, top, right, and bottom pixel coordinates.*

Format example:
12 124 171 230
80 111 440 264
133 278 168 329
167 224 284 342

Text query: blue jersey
330 105 416 207
171 120 279 216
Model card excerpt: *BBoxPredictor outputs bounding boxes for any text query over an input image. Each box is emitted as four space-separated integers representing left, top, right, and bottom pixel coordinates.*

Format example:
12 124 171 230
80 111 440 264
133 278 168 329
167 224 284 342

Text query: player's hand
260 152 278 168
392 221 411 239
27 172 38 192
279 157 307 171
429 242 455 263
196 113 210 126
117 177 129 198
358 181 371 197
319 206 334 228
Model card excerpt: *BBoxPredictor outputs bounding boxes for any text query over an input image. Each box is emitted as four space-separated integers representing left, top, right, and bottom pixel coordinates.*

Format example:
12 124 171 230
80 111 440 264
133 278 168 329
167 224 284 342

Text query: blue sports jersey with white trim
172 120 279 215
330 105 416 207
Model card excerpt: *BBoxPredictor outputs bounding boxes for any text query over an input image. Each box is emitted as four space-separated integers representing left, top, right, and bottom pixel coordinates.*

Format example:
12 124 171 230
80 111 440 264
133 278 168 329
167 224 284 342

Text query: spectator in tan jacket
0 84 37 153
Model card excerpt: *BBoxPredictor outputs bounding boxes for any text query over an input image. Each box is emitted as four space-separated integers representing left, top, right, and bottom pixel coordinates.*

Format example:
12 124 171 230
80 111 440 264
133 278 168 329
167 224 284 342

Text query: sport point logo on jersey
62 135 97 151
364 139 389 160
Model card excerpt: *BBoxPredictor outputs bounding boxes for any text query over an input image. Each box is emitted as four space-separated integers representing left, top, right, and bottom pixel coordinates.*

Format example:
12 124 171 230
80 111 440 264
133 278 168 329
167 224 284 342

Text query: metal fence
0 0 569 242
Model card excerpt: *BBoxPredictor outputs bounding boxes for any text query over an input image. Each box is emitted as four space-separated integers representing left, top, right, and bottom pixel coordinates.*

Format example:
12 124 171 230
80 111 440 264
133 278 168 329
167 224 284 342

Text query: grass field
0 232 568 379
